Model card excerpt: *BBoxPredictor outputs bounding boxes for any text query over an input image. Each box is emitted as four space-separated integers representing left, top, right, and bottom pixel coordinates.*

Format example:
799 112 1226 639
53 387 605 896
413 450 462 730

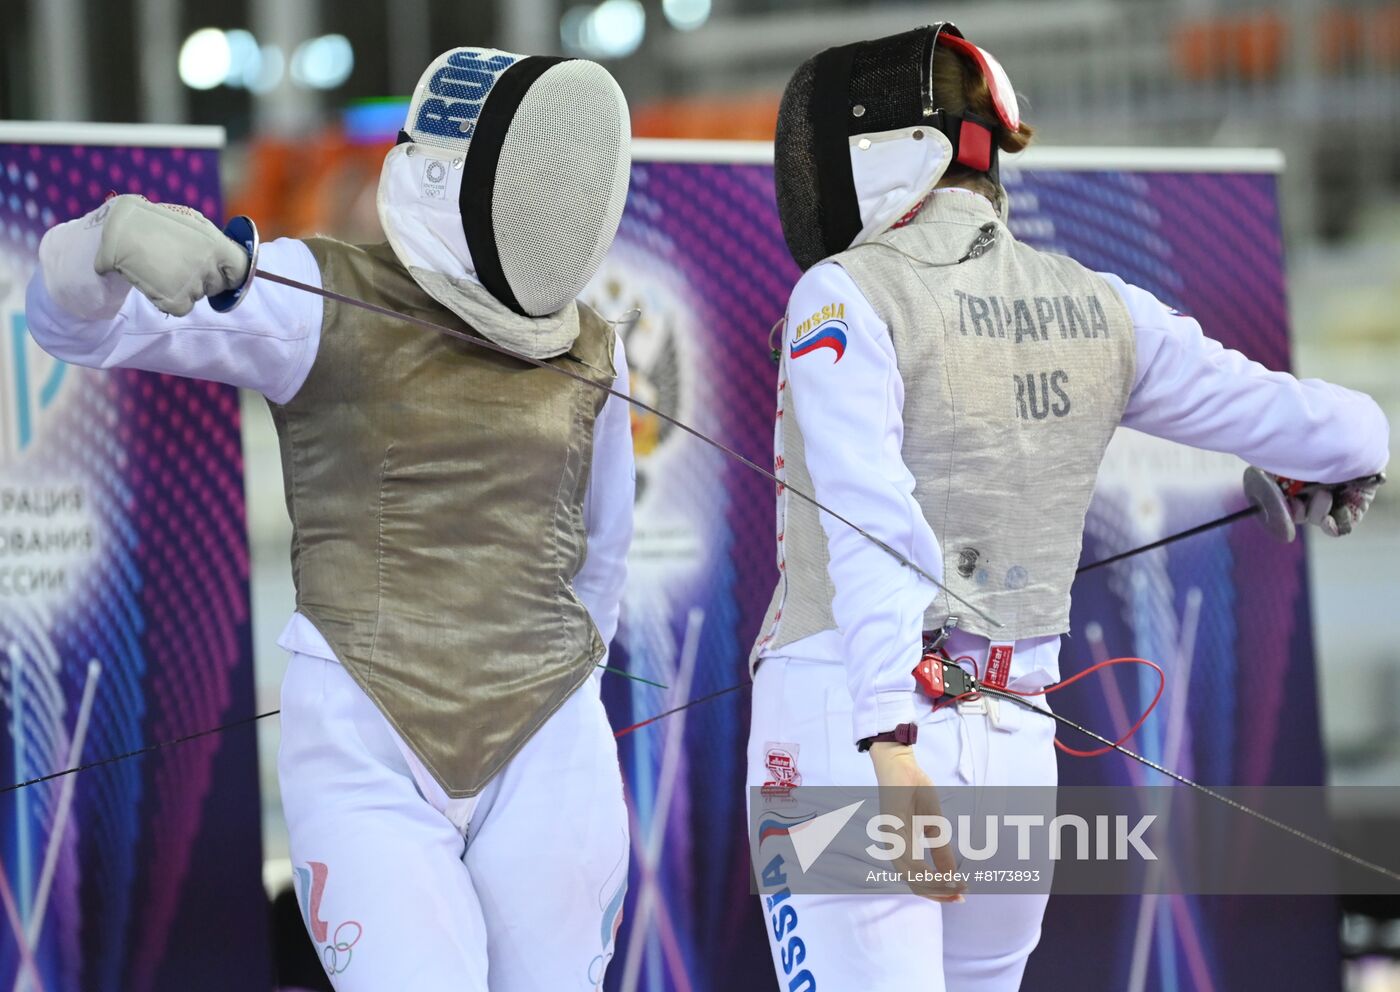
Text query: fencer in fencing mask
378 48 632 358
774 23 1021 271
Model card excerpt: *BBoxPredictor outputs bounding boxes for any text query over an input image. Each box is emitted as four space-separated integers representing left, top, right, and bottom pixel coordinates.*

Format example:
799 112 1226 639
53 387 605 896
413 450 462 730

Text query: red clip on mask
926 23 1021 173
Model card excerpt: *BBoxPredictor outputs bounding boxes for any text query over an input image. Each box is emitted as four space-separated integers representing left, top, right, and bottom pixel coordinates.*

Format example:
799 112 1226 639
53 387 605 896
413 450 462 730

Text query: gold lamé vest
270 238 615 797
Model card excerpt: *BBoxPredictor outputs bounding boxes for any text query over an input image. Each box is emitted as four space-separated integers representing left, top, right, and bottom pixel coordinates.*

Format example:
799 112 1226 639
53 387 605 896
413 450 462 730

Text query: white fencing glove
93 195 253 316
37 201 137 320
1251 468 1386 539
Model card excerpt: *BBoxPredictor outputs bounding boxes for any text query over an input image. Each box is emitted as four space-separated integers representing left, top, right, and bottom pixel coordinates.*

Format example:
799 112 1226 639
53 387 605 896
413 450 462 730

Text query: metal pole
498 0 557 56
387 0 432 94
31 0 90 121
135 0 185 123
251 0 320 135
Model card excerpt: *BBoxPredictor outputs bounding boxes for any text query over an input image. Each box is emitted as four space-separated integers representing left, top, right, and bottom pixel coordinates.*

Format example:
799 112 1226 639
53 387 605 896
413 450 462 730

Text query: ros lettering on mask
413 50 517 143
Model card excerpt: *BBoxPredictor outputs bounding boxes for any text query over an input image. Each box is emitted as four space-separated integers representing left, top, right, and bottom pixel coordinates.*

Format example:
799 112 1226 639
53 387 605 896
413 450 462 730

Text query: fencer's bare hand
869 743 965 903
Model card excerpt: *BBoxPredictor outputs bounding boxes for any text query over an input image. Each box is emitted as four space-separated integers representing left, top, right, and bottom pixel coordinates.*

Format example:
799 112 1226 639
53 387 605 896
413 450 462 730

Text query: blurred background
4 1 1400 988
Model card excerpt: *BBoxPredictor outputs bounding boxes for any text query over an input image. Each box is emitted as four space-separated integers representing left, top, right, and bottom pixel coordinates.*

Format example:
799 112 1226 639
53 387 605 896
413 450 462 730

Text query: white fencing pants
747 656 1058 992
278 653 629 991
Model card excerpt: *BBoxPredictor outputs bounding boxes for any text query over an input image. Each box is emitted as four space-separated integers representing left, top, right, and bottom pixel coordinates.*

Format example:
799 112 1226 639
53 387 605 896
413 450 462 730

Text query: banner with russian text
0 123 269 992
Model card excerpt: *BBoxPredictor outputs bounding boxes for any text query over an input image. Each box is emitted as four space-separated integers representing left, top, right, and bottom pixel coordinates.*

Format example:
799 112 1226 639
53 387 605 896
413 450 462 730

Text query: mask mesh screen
848 31 926 134
775 29 932 271
774 56 826 272
491 61 631 316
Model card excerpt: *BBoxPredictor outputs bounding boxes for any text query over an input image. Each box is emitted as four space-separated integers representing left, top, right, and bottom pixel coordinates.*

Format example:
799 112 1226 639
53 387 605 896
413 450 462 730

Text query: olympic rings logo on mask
321 920 363 976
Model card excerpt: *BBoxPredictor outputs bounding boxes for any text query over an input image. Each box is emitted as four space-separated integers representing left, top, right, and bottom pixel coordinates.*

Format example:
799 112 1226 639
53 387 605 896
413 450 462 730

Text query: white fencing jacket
761 191 1391 743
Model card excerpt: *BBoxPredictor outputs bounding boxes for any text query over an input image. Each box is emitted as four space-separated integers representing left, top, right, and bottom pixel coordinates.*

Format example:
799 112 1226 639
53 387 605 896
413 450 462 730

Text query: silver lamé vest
755 193 1136 656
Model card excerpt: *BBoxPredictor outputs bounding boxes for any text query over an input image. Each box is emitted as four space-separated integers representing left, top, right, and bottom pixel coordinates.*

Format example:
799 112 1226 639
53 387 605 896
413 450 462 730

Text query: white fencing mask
378 48 632 358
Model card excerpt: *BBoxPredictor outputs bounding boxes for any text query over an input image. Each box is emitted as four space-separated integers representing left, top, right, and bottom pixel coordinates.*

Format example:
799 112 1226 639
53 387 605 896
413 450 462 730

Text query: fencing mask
775 23 1020 271
378 48 631 358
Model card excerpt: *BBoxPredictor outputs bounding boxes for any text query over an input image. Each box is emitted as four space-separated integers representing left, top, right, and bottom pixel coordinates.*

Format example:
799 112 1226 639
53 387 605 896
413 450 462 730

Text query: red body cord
940 654 1166 759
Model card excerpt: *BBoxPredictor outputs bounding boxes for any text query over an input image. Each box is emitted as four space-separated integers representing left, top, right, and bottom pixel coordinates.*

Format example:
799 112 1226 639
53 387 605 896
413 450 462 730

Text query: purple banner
592 148 1337 992
0 131 269 991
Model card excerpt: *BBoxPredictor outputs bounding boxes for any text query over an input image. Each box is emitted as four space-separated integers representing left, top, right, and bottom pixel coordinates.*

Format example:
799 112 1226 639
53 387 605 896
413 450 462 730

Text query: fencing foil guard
775 23 1020 271
378 48 632 358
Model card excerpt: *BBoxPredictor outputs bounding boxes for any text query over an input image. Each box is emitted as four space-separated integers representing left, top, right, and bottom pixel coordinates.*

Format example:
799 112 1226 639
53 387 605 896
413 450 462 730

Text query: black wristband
857 722 918 752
